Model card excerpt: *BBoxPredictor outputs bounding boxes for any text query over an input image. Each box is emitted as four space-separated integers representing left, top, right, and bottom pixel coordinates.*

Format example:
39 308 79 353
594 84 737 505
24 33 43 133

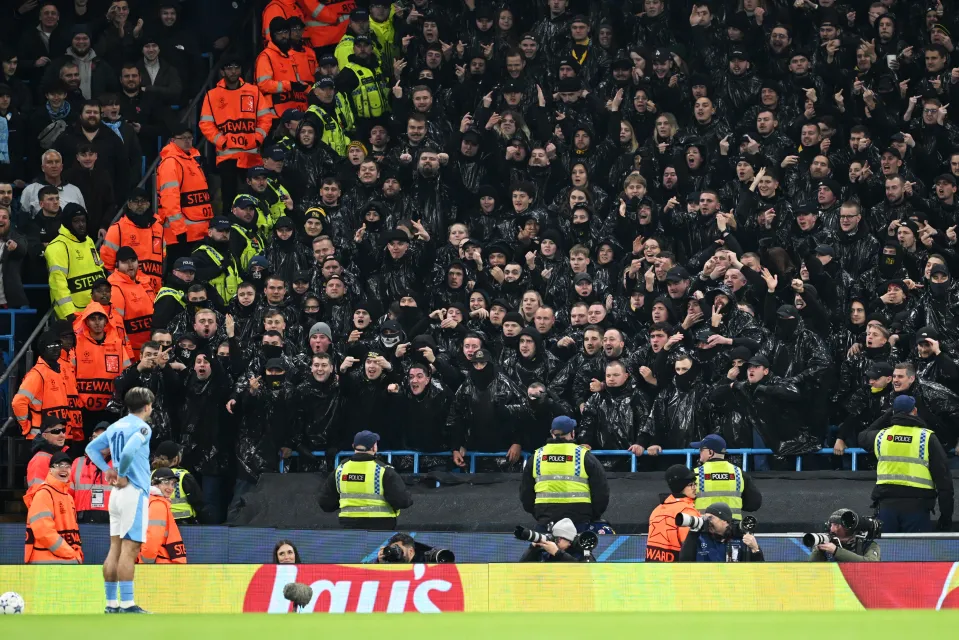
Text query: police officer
319 430 412 530
151 441 205 524
192 217 241 303
692 434 762 521
858 395 954 532
520 416 609 529
808 509 881 562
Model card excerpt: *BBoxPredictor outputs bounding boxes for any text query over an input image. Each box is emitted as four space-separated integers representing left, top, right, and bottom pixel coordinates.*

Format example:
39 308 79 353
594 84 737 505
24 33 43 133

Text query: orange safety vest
59 351 84 440
291 46 318 86
263 0 305 43
200 78 274 168
298 0 352 48
23 446 69 507
24 475 83 564
139 492 187 564
645 495 700 563
73 302 132 412
156 141 214 245
12 358 80 440
100 215 165 294
255 42 309 117
108 270 155 359
69 455 112 513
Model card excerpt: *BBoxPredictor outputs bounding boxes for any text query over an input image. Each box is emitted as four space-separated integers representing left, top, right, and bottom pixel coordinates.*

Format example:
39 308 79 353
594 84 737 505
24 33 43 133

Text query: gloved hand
290 82 309 93
175 233 188 245
938 515 952 532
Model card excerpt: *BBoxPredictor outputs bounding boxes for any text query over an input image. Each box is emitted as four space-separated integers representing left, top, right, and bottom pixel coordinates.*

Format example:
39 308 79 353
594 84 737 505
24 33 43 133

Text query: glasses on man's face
46 428 66 435
924 108 940 114
52 462 71 470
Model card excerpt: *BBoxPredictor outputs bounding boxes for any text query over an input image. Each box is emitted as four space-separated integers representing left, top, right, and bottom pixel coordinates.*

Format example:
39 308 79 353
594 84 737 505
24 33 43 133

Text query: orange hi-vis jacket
263 0 304 43
291 45 318 89
255 41 309 117
59 350 84 439
73 302 132 412
139 489 187 564
157 142 214 245
200 78 274 168
298 0 352 48
12 357 81 440
108 270 155 358
100 215 166 294
70 455 112 514
25 474 83 564
645 495 700 563
24 445 70 507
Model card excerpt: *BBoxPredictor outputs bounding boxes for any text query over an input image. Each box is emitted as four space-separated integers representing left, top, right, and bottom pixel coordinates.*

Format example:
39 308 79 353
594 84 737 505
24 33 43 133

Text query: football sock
105 582 119 608
119 581 135 608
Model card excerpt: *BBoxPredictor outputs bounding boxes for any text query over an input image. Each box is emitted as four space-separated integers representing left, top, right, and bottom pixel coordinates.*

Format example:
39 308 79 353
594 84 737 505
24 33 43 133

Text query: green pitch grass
2 612 957 639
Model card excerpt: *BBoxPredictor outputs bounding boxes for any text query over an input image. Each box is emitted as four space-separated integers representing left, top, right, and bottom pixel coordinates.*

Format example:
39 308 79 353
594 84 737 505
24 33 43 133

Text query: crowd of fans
6 0 959 523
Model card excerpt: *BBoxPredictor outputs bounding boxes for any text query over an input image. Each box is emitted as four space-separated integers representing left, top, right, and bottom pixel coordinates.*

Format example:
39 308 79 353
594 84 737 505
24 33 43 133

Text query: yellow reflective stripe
311 3 326 18
28 510 53 524
55 296 73 307
28 478 46 486
877 455 929 468
255 127 268 137
534 475 588 484
256 75 271 83
140 556 157 563
48 536 65 551
877 474 936 488
158 181 179 191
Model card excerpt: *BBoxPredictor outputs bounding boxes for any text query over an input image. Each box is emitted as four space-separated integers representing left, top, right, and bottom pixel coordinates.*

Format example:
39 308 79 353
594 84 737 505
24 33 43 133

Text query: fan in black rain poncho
447 348 532 471
639 353 712 450
234 358 296 489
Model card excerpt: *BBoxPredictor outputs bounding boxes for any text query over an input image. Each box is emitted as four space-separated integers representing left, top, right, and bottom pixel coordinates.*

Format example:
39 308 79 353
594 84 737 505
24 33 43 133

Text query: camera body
382 543 408 563
802 509 882 549
676 513 756 538
381 533 456 564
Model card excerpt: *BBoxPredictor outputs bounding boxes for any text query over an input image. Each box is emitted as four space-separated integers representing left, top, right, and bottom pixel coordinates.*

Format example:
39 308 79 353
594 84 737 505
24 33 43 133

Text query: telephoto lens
802 532 833 547
675 513 705 530
423 548 455 563
513 525 548 544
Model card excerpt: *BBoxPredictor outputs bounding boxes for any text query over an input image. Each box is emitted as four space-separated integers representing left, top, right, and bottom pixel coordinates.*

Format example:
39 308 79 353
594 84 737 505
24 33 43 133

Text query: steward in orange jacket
12 331 81 440
24 416 70 508
70 421 112 523
25 453 83 565
100 189 165 294
298 0 352 49
139 469 187 564
157 129 214 246
256 19 310 118
263 0 304 43
108 249 155 358
200 71 273 169
73 302 133 414
289 17 318 81
646 465 701 563
55 321 85 440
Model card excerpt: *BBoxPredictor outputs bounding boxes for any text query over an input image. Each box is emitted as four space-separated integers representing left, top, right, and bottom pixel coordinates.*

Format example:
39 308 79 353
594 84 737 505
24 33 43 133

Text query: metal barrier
280 447 868 473
0 309 37 356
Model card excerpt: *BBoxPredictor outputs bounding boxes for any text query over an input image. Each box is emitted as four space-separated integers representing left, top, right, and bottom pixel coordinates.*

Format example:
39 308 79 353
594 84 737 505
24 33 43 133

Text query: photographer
807 510 881 562
518 518 583 562
678 503 764 563
374 532 454 564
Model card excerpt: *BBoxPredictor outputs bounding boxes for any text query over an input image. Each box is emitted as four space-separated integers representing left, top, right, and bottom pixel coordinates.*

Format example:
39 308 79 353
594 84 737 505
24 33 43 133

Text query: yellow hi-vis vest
695 460 744 520
45 227 106 319
192 244 241 301
874 425 935 489
154 286 186 308
266 179 292 227
343 61 389 118
230 222 267 272
335 458 399 518
307 97 354 156
532 442 591 504
151 467 197 520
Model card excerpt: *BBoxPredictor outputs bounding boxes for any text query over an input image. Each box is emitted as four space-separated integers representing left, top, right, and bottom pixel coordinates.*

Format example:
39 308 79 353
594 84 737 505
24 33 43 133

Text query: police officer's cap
314 76 335 89
691 434 726 452
892 395 916 414
353 430 380 450
173 257 196 272
210 216 232 231
234 194 258 209
264 145 287 161
247 165 268 178
550 416 577 434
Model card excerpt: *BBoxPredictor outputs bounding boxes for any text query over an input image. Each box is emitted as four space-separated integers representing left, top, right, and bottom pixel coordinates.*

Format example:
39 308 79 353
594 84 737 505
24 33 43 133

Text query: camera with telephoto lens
514 525 553 544
841 510 882 539
675 513 756 537
382 543 407 563
422 548 455 563
802 532 837 547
